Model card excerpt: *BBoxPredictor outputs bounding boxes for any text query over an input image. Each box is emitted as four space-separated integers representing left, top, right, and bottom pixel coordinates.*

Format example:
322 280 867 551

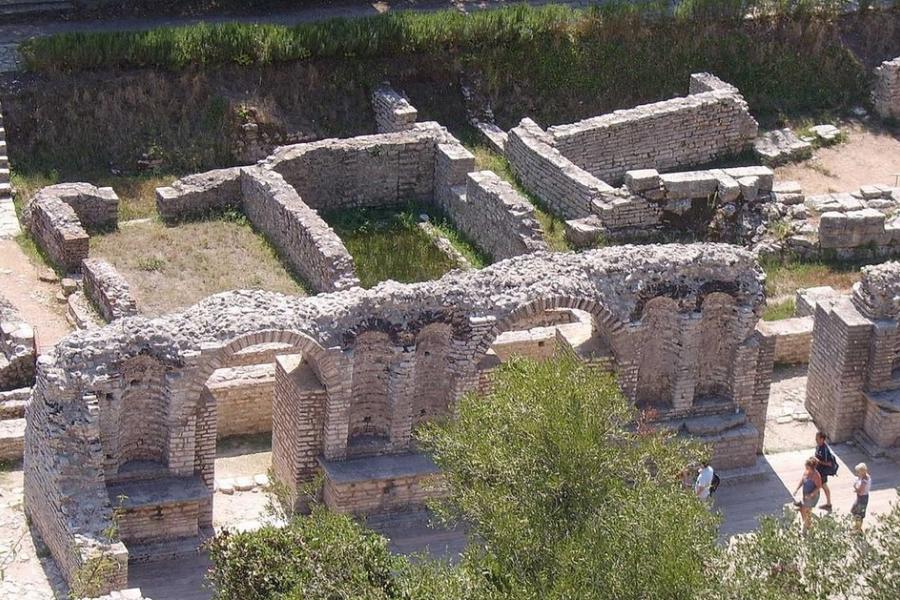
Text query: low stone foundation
82 258 139 322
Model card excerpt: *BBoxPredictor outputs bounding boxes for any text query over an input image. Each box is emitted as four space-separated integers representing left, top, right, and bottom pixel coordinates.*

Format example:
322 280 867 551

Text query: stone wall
25 244 770 591
240 167 360 292
207 364 275 439
0 295 36 391
28 193 89 272
82 258 139 322
34 183 119 231
506 117 614 219
756 317 813 365
156 168 242 224
371 83 418 133
263 123 450 211
873 56 900 120
441 171 548 261
806 262 900 446
548 73 758 184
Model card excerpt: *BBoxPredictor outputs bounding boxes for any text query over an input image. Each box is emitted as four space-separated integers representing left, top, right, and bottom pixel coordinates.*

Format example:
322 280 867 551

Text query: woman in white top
851 462 872 532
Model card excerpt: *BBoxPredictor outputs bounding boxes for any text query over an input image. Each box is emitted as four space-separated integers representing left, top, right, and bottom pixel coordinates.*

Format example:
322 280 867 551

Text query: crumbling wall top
852 261 900 320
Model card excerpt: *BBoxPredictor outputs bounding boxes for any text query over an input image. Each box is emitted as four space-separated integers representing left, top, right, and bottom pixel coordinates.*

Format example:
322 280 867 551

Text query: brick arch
478 295 629 361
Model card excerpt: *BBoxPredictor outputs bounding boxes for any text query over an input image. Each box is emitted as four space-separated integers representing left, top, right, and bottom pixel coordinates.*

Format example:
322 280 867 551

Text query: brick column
672 313 701 412
322 350 353 460
389 347 416 452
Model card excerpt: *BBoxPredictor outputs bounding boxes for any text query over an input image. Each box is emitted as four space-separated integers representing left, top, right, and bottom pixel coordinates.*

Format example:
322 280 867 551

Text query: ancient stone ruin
25 244 774 593
874 56 900 120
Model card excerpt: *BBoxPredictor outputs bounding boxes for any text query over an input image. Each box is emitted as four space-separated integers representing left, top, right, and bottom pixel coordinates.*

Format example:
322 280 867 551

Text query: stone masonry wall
156 168 243 224
506 117 615 219
873 57 900 120
263 123 450 211
36 183 119 231
207 365 275 439
548 73 758 184
442 171 548 261
28 193 89 272
372 83 418 133
240 167 360 292
82 258 139 322
756 317 813 365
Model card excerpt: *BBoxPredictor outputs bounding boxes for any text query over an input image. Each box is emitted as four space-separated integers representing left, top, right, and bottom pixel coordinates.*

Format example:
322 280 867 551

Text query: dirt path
775 122 900 194
0 240 71 351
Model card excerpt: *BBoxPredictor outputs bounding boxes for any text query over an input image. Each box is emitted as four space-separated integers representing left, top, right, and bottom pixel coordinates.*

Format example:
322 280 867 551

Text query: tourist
694 460 715 501
793 457 823 532
851 462 872 532
814 431 838 511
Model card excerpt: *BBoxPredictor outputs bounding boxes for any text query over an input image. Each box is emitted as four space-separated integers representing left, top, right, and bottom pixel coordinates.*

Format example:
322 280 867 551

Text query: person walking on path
814 431 838 511
851 462 872 532
793 457 823 532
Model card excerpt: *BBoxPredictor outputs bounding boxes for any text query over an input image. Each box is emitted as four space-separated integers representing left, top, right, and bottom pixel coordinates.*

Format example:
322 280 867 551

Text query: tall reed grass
20 2 865 73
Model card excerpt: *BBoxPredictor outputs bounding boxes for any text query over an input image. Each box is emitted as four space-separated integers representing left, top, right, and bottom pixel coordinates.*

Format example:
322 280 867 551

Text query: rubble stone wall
0 295 36 390
29 194 89 272
442 170 548 261
873 57 900 120
241 167 360 292
548 73 758 184
82 258 139 322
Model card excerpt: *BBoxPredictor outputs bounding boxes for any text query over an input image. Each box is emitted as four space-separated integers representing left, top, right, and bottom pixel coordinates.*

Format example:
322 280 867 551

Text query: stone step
0 126 5 140
0 167 9 183
0 156 8 169
0 387 31 419
0 417 26 462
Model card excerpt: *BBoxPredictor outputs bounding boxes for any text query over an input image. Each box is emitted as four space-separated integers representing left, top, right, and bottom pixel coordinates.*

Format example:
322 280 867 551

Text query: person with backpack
694 460 719 502
814 431 838 511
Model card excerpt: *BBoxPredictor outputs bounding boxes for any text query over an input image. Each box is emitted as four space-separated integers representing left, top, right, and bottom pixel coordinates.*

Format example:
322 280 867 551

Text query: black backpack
822 446 839 477
709 473 721 495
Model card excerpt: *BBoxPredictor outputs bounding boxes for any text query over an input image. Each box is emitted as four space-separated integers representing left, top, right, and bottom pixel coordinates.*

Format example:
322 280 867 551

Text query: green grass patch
762 297 796 321
323 206 460 288
762 257 865 300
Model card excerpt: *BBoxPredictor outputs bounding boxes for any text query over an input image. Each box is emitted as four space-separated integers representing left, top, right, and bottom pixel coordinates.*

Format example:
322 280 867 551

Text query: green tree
416 353 720 600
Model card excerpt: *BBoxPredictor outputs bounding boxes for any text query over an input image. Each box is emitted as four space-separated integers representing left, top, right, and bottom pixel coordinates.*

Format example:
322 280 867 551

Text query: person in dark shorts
793 457 823 533
814 431 836 511
851 462 872 532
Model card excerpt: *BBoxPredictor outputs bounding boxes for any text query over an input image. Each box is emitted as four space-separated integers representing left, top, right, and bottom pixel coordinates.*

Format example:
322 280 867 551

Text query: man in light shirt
694 460 715 501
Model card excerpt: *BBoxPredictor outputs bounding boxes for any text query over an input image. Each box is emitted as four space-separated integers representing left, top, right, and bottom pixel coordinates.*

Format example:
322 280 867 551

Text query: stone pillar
873 57 900 120
805 299 874 442
195 387 216 528
865 320 899 392
388 347 417 452
672 313 701 412
322 350 353 460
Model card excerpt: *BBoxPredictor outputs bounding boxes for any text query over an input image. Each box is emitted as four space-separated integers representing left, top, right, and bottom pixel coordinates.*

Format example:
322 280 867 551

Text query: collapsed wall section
548 73 758 184
240 168 360 292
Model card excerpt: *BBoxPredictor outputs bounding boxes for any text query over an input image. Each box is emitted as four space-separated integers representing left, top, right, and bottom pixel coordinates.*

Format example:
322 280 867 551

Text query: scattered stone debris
753 128 813 165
